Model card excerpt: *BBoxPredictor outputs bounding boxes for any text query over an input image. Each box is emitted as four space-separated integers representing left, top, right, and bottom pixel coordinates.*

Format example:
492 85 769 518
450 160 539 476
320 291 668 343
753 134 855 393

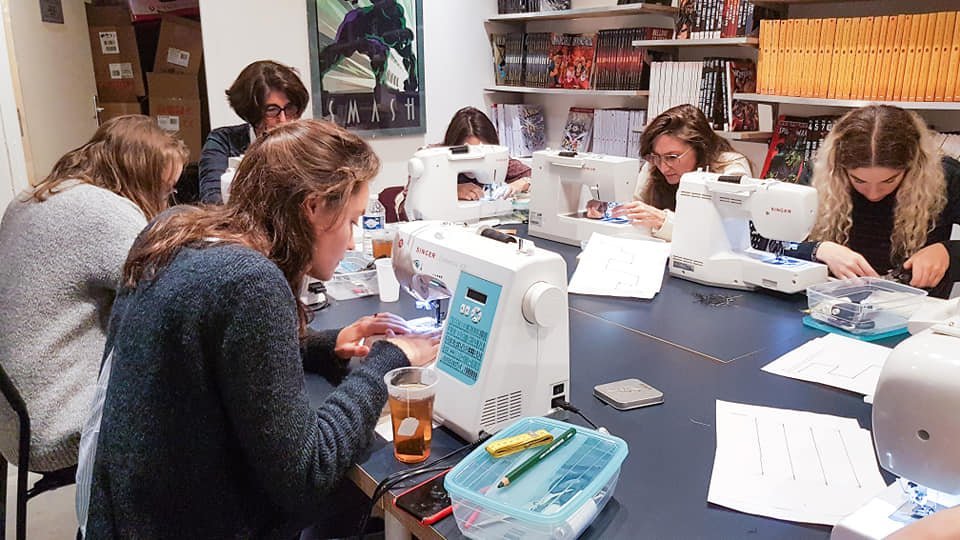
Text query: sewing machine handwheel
522 282 564 328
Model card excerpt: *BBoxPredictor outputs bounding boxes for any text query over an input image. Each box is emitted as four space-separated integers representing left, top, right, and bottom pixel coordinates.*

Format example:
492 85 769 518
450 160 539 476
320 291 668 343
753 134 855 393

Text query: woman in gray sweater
0 115 187 472
83 119 440 538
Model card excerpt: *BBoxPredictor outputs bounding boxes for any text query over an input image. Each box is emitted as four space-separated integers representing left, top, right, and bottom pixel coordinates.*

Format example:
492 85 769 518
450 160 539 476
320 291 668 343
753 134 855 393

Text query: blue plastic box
445 417 628 539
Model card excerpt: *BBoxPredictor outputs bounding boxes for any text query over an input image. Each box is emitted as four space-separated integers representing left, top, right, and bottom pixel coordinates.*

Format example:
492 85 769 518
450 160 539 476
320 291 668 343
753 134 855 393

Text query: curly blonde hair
809 105 946 266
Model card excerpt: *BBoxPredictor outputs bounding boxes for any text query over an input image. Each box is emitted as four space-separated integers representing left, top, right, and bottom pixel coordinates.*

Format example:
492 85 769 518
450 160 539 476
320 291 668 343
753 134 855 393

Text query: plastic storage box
445 417 628 539
806 277 927 335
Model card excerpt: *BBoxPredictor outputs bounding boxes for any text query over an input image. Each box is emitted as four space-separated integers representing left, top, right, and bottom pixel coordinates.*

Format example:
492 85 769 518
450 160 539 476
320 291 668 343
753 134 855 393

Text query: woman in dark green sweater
81 119 440 538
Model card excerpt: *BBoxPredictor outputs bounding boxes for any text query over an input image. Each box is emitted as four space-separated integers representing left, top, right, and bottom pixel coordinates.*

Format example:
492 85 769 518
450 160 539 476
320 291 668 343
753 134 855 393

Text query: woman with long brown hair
782 105 960 296
612 104 751 240
80 119 440 538
0 115 186 473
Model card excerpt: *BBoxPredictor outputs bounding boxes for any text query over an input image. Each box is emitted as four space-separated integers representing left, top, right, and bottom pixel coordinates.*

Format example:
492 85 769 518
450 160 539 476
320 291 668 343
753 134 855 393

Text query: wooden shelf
485 86 649 97
632 37 759 48
630 128 772 140
487 4 677 23
749 0 872 4
735 93 960 111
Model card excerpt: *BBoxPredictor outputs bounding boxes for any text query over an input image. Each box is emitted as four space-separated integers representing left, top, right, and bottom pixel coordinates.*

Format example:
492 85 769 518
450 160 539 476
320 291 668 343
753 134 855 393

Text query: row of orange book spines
756 12 960 102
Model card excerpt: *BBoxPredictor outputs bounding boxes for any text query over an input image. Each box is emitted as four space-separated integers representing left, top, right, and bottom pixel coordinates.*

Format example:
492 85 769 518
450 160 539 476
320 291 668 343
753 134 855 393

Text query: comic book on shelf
761 115 810 182
562 107 594 152
726 59 759 131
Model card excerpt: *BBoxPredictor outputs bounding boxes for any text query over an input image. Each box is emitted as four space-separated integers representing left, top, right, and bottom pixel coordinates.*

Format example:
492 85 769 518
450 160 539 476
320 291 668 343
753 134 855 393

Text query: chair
378 186 405 223
0 363 77 540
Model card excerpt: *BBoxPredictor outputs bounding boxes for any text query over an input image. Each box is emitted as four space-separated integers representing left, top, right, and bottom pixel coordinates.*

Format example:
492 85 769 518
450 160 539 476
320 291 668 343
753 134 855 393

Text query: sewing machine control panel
437 272 502 386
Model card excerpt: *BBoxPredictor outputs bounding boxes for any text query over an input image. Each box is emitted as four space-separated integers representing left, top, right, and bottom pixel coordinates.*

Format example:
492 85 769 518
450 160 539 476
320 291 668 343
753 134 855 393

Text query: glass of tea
384 366 438 463
370 227 395 259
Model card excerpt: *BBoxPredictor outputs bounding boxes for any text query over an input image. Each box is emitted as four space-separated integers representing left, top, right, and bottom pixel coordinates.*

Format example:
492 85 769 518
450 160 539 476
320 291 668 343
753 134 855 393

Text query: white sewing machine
404 144 513 223
669 171 828 294
831 298 960 539
528 150 646 246
220 155 243 203
392 221 570 442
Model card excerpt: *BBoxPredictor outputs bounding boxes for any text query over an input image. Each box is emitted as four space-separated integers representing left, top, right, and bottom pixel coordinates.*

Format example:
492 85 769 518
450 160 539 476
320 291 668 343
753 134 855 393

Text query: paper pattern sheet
708 400 887 526
568 233 670 299
762 334 892 396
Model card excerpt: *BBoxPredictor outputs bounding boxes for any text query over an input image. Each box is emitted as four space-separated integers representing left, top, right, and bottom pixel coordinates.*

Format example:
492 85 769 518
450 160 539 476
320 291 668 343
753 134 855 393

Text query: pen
497 427 576 488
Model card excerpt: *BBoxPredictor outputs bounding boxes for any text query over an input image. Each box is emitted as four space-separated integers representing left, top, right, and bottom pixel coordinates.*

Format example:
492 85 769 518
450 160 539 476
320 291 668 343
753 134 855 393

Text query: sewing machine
404 144 513 223
669 171 828 294
528 150 646 246
219 155 243 203
392 221 570 442
831 299 960 539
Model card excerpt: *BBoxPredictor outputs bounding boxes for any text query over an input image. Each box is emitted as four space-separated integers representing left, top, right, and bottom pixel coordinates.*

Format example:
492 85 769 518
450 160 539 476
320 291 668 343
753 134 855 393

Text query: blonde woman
611 104 751 240
782 105 960 297
0 115 187 472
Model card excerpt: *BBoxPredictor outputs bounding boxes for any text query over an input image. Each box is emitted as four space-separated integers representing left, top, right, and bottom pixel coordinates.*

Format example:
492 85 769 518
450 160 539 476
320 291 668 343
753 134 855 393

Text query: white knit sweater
0 181 146 471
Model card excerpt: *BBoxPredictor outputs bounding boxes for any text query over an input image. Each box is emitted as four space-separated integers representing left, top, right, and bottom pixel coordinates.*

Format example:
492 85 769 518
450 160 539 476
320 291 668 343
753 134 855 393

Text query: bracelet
811 241 823 263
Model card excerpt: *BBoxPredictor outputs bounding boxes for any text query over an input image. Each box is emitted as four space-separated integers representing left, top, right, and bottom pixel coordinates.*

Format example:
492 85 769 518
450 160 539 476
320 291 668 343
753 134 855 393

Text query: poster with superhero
307 0 425 136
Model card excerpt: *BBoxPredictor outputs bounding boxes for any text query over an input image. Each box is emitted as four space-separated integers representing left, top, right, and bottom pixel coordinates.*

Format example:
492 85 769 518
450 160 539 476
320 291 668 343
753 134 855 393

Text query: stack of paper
568 233 670 299
762 334 892 396
708 400 888 526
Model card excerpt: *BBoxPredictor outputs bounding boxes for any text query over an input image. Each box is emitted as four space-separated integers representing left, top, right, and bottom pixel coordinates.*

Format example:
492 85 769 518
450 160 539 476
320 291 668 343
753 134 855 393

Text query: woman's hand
814 242 879 279
457 183 484 201
611 201 667 230
904 243 949 288
386 328 442 367
335 313 410 359
506 177 531 196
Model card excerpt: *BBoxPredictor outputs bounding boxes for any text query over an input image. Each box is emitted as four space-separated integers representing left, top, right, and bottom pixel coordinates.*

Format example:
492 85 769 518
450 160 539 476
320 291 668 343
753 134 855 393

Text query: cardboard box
98 102 143 125
148 72 201 162
154 16 203 76
86 4 145 102
91 0 200 22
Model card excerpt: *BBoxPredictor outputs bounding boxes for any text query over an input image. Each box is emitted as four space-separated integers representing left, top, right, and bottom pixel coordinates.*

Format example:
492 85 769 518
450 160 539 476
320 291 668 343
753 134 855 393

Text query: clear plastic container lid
445 417 628 525
806 277 928 334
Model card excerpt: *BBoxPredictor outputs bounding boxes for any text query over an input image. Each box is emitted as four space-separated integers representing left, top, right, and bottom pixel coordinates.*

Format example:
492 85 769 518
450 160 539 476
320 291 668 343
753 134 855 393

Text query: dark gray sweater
86 243 409 539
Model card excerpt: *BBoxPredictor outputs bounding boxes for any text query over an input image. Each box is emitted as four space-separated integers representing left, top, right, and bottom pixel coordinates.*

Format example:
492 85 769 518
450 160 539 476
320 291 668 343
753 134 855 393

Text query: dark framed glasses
263 103 302 119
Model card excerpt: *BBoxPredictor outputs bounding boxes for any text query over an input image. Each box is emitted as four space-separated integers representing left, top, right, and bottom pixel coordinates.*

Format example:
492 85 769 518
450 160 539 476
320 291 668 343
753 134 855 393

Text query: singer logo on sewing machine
416 246 437 259
768 207 792 214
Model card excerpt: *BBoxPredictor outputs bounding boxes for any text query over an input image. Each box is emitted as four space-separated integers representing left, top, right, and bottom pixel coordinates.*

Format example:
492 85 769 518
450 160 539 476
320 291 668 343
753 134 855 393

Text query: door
0 5 28 210
5 0 98 185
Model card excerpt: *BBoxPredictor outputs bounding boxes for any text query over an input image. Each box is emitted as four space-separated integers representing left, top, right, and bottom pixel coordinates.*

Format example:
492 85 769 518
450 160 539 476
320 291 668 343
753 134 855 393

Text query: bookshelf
487 4 676 23
486 3 773 155
485 86 649 97
736 93 960 111
631 37 759 48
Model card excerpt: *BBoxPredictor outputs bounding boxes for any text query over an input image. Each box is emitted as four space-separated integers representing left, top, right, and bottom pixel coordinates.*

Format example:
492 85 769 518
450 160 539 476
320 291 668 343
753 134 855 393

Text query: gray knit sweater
87 243 409 538
0 182 146 471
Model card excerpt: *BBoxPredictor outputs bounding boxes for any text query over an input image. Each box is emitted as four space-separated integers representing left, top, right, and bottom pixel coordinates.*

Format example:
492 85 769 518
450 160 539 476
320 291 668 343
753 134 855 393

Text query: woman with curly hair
783 105 960 297
611 104 751 240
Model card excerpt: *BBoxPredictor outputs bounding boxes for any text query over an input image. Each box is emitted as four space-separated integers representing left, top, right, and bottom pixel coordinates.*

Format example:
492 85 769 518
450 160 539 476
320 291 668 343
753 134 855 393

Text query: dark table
306 227 892 539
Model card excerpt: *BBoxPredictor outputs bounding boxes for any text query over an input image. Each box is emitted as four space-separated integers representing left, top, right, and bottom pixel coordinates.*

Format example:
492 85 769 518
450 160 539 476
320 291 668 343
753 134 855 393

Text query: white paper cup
375 258 400 302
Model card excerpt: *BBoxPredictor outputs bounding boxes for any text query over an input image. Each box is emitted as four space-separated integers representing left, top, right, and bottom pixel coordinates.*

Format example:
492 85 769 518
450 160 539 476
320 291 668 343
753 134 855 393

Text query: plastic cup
384 367 438 463
375 258 400 302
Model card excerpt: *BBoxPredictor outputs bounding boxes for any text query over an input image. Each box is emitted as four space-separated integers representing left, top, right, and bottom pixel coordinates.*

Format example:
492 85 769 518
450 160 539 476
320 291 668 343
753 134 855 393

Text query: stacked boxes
85 4 204 162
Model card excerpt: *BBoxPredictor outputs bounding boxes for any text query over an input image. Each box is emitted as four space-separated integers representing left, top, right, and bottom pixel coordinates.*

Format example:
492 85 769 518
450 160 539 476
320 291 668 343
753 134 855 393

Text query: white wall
200 0 496 193
0 3 28 209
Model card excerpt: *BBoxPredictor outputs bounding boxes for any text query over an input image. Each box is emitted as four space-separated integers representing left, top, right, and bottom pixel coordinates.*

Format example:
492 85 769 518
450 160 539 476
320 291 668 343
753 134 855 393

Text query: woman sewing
780 105 960 297
610 104 752 241
198 60 309 204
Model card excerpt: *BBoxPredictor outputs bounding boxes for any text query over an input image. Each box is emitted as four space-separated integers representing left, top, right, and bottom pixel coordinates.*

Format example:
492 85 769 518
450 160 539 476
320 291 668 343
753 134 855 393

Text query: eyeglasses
643 147 693 168
263 103 301 119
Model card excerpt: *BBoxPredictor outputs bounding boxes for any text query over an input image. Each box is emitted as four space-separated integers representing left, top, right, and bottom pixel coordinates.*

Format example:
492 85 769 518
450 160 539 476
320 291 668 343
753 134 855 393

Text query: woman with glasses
780 105 960 297
199 60 309 204
611 104 751 240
